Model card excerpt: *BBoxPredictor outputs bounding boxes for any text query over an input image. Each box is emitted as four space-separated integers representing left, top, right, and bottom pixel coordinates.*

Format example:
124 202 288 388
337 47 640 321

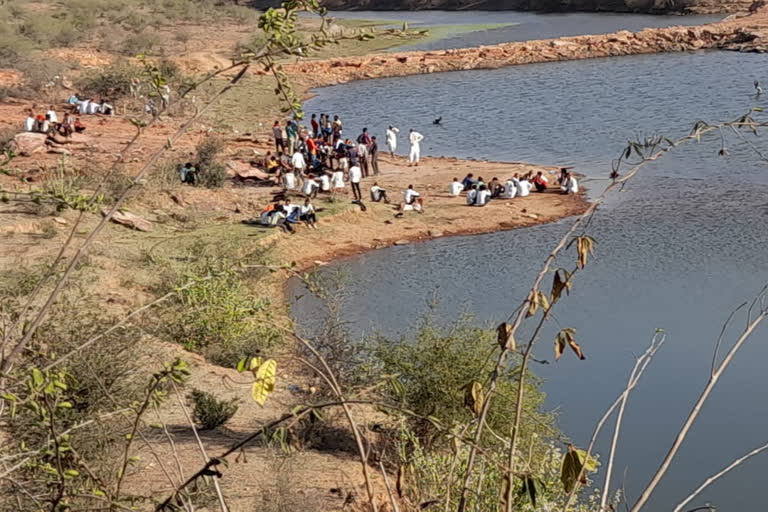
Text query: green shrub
194 135 229 188
121 31 160 56
189 389 238 430
77 59 142 98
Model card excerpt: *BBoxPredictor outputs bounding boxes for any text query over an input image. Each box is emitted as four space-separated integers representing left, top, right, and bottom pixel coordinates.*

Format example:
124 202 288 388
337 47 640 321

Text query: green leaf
251 359 277 406
561 445 585 493
57 402 73 409
31 368 44 388
236 358 248 373
64 469 80 478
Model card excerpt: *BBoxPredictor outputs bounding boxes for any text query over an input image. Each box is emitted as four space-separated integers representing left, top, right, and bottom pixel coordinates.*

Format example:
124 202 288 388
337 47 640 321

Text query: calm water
326 10 722 50
293 51 768 509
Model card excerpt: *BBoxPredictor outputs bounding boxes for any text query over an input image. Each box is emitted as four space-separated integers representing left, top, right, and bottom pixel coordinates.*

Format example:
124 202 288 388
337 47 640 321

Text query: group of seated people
256 198 318 233
24 107 85 137
451 168 579 206
67 94 114 116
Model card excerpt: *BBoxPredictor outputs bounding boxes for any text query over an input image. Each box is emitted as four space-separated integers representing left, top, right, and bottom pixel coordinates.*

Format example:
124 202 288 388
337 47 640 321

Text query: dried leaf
555 328 585 361
496 322 514 351
396 464 406 498
463 381 483 417
560 445 583 493
576 236 595 269
551 269 572 303
536 291 550 312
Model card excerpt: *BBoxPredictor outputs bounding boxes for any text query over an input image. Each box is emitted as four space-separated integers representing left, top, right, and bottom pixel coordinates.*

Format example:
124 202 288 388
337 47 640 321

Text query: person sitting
561 172 579 194
319 171 331 192
466 184 478 206
489 177 504 198
517 174 531 197
40 115 51 135
502 178 517 199
179 162 197 185
58 113 74 137
283 200 301 231
99 99 114 115
67 94 81 105
475 184 491 206
461 173 476 191
300 198 317 229
77 98 90 115
370 182 389 203
331 168 345 192
24 110 36 132
87 100 100 115
532 171 548 192
266 154 280 174
302 174 320 198
396 184 424 216
74 118 86 133
558 167 569 185
283 170 297 190
34 114 45 132
475 176 486 189
449 177 464 196
46 106 58 124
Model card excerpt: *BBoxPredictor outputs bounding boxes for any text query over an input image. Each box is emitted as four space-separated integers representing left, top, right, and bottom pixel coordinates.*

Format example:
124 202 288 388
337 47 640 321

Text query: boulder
10 132 47 156
102 208 153 232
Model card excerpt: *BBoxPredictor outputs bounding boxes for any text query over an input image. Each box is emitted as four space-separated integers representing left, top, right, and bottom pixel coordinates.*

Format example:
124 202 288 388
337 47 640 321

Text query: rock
313 260 327 266
428 230 443 237
10 133 47 156
47 147 71 155
52 217 67 225
102 208 153 232
393 239 410 246
526 213 539 220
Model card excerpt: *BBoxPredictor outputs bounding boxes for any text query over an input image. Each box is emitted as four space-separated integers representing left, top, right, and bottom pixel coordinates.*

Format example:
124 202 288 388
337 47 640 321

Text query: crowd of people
249 113 580 233
24 106 85 137
67 94 114 116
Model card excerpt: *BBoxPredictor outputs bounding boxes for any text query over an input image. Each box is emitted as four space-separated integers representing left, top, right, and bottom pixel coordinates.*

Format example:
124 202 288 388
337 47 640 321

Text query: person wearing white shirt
357 142 369 177
517 176 532 197
46 106 58 124
502 179 517 199
386 126 399 157
331 169 345 191
78 100 89 114
283 170 297 190
466 186 478 206
370 183 389 203
449 177 464 197
408 129 423 166
475 186 491 206
561 173 579 194
24 110 35 132
87 100 100 115
299 199 317 229
319 173 331 192
302 175 319 197
349 165 362 201
291 150 306 173
396 184 424 216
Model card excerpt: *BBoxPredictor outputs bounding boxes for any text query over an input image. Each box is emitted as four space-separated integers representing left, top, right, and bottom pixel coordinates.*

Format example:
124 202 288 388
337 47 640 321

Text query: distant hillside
248 0 755 14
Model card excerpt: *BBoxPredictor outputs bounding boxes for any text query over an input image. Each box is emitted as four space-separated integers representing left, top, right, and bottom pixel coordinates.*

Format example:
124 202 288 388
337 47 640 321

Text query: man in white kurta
408 129 423 166
386 126 399 157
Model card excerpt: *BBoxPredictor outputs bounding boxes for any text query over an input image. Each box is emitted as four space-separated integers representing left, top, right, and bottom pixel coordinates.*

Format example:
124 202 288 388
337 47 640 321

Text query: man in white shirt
283 170 297 190
357 142 369 177
46 106 58 124
319 172 331 192
78 99 90 115
517 175 532 197
409 129 423 166
449 177 464 196
466 185 478 206
291 150 306 174
349 165 362 201
396 184 424 216
370 183 389 203
24 110 35 132
386 126 399 158
87 100 100 115
302 174 319 197
561 173 579 194
502 179 517 199
475 185 491 206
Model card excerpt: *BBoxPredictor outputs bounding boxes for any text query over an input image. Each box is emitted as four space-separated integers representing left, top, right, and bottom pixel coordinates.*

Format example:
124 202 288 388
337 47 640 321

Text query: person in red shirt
310 114 319 138
532 171 548 192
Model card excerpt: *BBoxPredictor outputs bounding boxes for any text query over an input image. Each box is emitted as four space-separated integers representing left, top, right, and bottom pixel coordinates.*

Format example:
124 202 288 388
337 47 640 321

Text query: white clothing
331 170 345 189
24 117 35 132
449 181 464 196
349 166 362 184
517 179 531 197
300 203 315 215
78 101 89 114
502 180 517 199
466 189 477 205
561 176 579 194
409 131 423 163
40 120 49 133
371 185 386 201
403 188 420 204
87 102 100 115
386 127 399 152
285 203 300 216
283 172 297 190
291 152 306 171
47 110 58 123
339 157 349 172
475 189 491 206
302 179 319 196
357 144 368 158
319 174 331 191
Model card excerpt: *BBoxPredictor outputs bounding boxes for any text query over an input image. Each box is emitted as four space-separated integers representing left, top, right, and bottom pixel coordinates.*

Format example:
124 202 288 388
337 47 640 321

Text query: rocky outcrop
249 0 755 14
265 22 763 88
9 133 47 156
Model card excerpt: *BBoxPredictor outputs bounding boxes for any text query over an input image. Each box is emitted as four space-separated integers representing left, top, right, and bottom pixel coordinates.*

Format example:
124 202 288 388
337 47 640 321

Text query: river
290 19 768 512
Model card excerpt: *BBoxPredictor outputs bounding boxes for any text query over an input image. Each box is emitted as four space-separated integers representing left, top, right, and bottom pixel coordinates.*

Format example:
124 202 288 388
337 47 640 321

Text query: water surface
293 49 768 510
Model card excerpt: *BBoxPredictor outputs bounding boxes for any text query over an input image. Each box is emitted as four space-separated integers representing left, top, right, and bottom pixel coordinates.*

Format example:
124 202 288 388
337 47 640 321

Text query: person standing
409 129 423 167
272 121 284 152
358 140 369 177
370 136 380 175
310 114 319 138
349 164 362 201
386 126 399 158
286 119 298 155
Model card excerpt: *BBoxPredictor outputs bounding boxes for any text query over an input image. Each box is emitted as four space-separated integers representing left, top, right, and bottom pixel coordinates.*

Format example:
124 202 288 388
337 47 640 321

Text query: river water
327 10 722 50
291 19 768 512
